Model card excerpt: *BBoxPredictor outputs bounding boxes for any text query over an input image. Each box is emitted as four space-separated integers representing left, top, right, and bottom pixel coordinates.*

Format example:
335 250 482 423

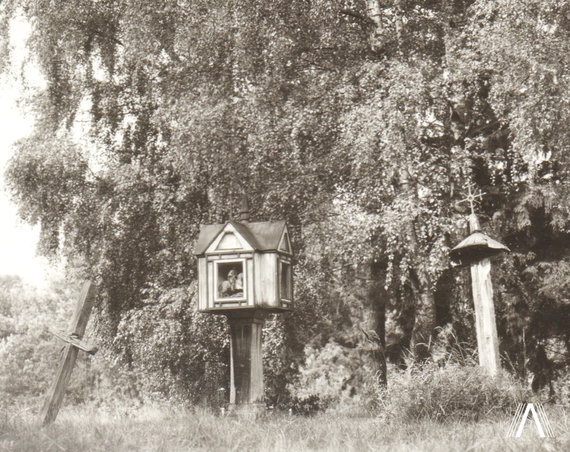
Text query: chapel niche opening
280 260 292 301
216 260 245 300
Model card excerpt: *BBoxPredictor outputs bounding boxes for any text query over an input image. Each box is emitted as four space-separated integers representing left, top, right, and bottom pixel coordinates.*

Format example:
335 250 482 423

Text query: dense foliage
1 0 568 406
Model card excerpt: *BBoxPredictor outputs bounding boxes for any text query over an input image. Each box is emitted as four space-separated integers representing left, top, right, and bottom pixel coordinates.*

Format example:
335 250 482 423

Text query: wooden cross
452 184 503 375
40 281 97 425
456 183 485 216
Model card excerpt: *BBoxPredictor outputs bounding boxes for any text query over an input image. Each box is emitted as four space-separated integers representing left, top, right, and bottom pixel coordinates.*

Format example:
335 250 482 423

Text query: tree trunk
365 0 383 50
398 168 436 360
363 262 387 385
409 279 436 360
365 0 404 50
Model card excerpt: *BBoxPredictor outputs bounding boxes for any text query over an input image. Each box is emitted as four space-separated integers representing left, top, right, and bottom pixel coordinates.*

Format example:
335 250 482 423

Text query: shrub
287 340 381 413
287 395 327 415
377 361 531 422
102 285 230 407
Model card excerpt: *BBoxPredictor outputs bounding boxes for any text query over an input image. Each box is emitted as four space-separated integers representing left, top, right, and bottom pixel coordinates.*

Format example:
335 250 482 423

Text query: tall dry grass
1 403 568 451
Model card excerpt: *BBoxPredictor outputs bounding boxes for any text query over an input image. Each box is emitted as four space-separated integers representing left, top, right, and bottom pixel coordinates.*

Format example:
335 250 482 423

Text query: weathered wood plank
247 258 254 306
40 281 96 425
257 253 277 308
47 328 98 355
470 258 500 375
198 258 208 310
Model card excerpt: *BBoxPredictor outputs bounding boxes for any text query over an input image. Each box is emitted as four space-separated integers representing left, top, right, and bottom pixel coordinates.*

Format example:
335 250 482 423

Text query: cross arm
48 327 98 355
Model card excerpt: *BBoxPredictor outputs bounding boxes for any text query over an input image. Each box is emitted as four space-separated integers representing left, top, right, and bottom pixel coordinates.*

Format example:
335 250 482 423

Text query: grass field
1 404 568 451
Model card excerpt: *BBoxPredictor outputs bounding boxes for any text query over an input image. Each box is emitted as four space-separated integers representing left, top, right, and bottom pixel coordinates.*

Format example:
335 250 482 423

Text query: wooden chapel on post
194 198 293 412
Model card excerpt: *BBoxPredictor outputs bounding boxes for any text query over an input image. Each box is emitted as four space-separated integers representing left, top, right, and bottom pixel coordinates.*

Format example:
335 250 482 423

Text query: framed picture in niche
215 259 246 300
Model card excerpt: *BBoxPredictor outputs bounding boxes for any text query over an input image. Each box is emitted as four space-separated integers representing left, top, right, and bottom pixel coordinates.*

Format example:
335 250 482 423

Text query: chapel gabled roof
194 220 288 255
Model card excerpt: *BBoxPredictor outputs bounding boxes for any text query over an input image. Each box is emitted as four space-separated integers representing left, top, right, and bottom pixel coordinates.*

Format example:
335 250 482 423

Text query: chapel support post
40 281 97 425
228 311 266 408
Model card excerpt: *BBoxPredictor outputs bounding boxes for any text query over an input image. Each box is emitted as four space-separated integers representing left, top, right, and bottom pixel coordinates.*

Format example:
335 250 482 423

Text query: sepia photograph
0 1 568 450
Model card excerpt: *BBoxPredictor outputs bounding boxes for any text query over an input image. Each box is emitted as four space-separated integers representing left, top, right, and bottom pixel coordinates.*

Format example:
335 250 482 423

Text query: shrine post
451 187 509 375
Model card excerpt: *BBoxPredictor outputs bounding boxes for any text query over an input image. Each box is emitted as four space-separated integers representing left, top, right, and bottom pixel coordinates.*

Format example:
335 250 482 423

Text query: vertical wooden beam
40 281 96 425
227 310 265 414
468 215 500 375
470 258 500 375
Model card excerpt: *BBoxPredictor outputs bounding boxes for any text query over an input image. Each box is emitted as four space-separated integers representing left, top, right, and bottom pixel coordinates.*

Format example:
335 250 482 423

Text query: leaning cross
40 281 97 425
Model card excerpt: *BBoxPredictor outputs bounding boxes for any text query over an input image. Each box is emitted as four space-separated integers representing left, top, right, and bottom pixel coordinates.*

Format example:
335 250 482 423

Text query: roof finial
239 195 250 222
457 183 485 232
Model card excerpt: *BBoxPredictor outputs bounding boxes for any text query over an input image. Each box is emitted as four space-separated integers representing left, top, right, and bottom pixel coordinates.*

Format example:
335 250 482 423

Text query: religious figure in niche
235 272 243 293
219 269 244 298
